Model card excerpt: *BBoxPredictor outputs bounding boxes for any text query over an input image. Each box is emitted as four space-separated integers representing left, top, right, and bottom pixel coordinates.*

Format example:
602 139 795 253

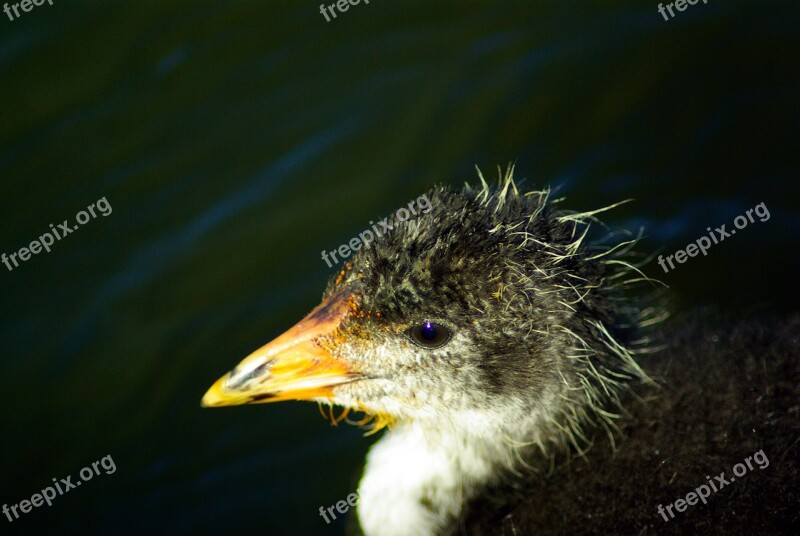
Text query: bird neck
356 405 557 536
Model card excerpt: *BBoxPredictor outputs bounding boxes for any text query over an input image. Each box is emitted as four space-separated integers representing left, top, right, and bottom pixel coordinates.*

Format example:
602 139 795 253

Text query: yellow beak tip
200 376 233 408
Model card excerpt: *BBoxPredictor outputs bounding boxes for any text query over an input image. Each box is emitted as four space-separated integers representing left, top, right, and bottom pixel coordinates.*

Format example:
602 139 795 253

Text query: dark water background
1 1 798 535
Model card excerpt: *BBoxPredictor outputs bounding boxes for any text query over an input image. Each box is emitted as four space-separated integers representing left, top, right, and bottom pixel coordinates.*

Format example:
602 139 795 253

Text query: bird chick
202 167 659 536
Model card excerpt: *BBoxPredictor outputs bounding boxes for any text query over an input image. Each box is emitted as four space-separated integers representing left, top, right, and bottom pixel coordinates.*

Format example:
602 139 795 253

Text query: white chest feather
355 422 499 536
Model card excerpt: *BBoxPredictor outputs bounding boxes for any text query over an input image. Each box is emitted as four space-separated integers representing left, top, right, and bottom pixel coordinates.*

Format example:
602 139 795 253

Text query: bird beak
201 286 362 407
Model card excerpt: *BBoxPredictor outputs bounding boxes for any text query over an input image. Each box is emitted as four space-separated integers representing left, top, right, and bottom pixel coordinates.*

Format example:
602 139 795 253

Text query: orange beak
201 286 362 407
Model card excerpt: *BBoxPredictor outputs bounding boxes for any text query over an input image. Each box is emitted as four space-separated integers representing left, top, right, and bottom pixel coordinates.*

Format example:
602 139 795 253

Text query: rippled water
1 1 798 535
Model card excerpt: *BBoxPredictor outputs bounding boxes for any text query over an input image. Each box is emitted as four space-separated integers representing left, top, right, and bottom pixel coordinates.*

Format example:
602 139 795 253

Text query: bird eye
408 321 451 349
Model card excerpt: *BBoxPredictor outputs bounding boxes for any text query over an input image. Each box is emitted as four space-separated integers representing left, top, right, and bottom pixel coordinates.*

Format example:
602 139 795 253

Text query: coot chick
203 169 799 535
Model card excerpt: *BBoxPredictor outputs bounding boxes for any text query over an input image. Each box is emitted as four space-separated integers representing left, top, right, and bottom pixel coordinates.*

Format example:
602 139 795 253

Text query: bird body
203 168 799 535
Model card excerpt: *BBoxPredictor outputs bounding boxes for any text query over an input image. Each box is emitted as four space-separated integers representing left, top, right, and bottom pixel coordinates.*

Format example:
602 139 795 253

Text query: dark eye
408 321 451 349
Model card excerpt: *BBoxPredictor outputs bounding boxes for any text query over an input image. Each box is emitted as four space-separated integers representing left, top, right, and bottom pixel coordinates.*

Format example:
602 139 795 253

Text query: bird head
202 171 654 442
